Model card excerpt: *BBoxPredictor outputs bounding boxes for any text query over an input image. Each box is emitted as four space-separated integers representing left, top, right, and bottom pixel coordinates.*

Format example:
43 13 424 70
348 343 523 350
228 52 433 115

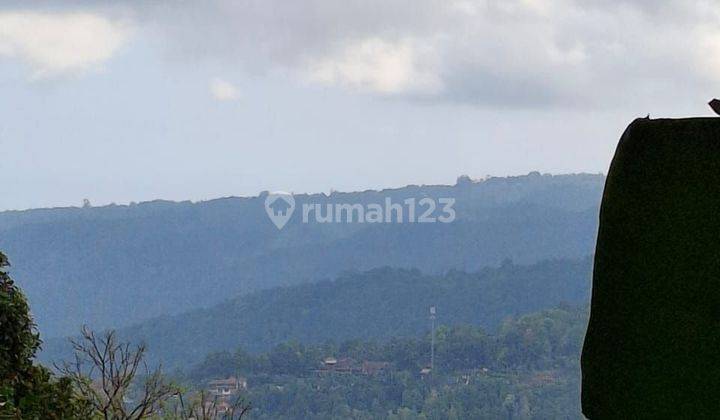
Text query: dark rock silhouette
582 117 720 418
709 98 720 116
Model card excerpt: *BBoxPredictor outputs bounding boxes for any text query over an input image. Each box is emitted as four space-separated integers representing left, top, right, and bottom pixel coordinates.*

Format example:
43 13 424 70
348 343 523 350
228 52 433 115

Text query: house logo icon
264 191 295 230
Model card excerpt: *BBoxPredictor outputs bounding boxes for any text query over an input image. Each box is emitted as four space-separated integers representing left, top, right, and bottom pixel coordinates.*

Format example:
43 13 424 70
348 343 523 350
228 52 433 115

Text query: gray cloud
3 0 720 107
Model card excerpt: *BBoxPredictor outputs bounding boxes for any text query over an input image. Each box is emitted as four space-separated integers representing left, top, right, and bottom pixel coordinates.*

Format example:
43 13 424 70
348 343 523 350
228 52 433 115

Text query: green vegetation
182 306 587 419
0 251 90 418
43 258 591 369
0 173 603 338
1 251 240 419
2 245 591 418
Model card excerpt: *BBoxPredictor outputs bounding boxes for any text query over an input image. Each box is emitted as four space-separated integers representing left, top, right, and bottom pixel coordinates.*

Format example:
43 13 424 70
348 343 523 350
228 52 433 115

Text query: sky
2 0 720 210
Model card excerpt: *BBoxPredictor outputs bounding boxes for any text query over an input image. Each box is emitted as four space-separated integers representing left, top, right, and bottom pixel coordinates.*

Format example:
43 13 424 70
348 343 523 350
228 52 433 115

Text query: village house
318 357 358 374
208 376 247 397
317 357 391 376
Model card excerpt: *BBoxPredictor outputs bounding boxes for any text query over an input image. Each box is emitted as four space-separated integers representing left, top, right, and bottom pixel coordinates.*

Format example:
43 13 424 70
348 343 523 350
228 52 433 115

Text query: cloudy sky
2 0 719 210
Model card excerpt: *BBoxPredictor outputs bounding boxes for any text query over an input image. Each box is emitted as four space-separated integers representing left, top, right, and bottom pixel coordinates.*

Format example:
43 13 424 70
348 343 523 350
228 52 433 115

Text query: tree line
180 305 587 419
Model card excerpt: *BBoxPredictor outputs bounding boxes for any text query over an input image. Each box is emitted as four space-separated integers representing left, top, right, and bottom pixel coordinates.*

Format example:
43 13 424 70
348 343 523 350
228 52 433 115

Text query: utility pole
430 305 436 372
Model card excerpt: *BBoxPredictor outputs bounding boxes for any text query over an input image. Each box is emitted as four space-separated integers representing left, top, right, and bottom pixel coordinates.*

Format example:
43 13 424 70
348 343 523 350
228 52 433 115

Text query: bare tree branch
58 326 177 419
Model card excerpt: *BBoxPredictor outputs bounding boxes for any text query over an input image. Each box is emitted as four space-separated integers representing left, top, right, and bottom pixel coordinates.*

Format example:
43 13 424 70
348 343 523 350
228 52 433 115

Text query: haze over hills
0 172 604 339
41 257 593 369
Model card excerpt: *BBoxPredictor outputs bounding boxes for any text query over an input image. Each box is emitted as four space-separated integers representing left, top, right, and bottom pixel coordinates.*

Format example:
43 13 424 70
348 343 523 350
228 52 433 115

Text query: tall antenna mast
430 305 436 372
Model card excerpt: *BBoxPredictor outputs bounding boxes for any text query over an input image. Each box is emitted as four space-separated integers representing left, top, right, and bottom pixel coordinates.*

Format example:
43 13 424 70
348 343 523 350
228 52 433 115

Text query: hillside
1 172 603 338
42 257 593 369
183 305 588 419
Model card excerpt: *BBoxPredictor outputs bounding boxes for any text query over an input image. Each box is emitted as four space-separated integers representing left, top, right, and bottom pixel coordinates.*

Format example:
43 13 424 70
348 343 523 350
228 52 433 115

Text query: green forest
0 173 603 338
3 247 590 419
42 257 592 369
179 306 587 419
1 175 599 418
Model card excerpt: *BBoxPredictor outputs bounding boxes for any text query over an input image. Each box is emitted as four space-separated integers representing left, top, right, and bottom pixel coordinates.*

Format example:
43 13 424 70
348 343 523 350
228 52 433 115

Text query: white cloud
13 0 720 107
305 37 442 95
138 0 720 107
209 78 239 101
0 11 131 79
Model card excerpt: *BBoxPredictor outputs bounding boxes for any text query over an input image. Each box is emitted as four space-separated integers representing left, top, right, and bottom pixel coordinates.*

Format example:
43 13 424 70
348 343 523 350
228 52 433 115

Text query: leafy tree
0 251 90 418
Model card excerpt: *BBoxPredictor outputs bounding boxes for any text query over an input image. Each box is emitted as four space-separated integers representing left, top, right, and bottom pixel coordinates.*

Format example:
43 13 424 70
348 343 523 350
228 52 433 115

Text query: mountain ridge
0 172 604 338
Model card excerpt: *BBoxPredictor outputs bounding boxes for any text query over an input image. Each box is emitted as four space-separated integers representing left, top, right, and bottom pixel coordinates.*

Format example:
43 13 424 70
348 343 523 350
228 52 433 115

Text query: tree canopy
0 251 88 418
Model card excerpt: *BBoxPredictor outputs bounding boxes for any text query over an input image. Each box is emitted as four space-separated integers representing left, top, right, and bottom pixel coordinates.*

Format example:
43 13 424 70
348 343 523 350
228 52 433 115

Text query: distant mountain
0 172 603 338
42 257 593 369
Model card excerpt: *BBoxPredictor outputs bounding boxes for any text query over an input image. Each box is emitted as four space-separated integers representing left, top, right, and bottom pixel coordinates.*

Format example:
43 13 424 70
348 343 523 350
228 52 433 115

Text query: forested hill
0 172 603 338
184 305 589 419
42 257 593 369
